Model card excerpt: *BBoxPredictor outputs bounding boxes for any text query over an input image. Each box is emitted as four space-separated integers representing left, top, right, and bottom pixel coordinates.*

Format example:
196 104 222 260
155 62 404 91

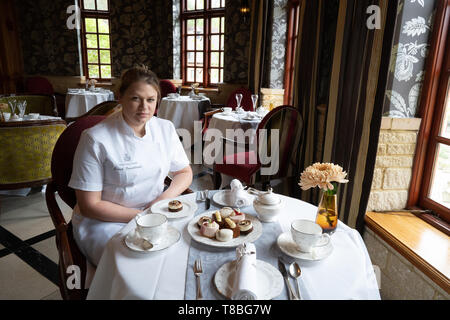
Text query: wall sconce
240 0 250 22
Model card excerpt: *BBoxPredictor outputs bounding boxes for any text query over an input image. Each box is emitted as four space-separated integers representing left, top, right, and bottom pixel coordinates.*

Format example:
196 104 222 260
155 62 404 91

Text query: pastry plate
150 198 197 219
212 190 254 207
187 211 262 248
124 226 180 253
214 259 283 299
277 232 334 261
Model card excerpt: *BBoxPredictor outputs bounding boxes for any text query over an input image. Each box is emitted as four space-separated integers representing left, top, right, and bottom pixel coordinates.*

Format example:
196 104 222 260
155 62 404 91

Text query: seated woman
69 66 192 266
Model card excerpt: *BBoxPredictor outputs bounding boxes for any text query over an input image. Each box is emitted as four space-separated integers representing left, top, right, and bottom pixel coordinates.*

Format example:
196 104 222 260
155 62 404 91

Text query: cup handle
320 233 331 246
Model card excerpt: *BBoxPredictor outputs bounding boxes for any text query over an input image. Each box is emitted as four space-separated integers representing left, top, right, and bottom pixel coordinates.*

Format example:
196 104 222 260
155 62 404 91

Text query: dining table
158 95 211 140
65 88 115 118
86 190 381 300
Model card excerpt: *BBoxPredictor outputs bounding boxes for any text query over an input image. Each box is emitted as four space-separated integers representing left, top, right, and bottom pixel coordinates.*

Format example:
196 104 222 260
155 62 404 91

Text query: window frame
80 0 112 80
283 0 300 105
180 0 225 87
408 0 450 225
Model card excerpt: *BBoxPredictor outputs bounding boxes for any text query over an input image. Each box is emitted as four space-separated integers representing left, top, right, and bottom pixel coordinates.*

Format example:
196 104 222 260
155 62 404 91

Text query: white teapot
252 188 283 222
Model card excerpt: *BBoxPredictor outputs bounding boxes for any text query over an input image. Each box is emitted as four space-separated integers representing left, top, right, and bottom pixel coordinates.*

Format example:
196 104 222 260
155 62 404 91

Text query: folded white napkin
230 179 251 207
231 243 258 300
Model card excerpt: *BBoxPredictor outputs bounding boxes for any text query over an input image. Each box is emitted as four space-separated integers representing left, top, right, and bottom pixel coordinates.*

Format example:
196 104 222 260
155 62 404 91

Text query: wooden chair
46 115 192 300
159 79 177 98
213 105 303 190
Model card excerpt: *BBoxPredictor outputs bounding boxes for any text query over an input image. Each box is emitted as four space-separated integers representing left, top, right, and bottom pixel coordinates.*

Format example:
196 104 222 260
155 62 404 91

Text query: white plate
212 190 254 207
124 226 180 253
214 259 284 299
277 232 334 261
150 198 197 219
187 211 262 248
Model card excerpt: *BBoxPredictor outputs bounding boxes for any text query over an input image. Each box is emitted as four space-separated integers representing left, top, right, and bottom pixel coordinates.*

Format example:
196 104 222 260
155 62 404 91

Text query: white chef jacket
69 111 190 266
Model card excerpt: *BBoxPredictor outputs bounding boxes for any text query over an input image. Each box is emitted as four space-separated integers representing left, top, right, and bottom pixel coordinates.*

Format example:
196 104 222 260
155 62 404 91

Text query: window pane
187 19 195 34
87 50 99 63
187 52 195 66
187 36 195 50
221 17 225 33
211 0 221 8
100 65 111 78
83 0 95 10
98 19 109 33
196 19 204 34
86 34 98 48
99 50 110 64
211 52 219 67
210 69 219 83
196 0 204 10
428 143 450 209
96 0 108 11
187 0 196 10
195 68 203 83
210 35 219 50
187 68 195 82
196 52 203 66
439 78 450 139
220 52 224 67
196 36 203 50
220 35 224 50
99 34 110 49
85 18 97 32
220 69 223 83
211 18 220 33
88 64 100 78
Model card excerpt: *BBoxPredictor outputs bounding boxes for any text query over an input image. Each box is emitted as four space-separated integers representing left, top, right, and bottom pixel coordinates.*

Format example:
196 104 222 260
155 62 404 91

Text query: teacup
168 93 179 99
222 107 232 114
3 112 11 121
135 213 168 245
29 113 40 120
291 219 330 253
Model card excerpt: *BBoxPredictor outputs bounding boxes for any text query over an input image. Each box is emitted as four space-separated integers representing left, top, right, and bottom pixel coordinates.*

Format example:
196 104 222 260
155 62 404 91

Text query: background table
86 191 380 300
158 96 210 139
65 89 115 118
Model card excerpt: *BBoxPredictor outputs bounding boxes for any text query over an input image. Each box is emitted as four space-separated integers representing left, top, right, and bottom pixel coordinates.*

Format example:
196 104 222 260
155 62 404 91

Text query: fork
194 259 203 300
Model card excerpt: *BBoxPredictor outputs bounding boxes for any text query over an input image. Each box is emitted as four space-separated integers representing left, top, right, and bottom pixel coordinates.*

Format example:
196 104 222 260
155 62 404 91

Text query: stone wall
367 117 421 211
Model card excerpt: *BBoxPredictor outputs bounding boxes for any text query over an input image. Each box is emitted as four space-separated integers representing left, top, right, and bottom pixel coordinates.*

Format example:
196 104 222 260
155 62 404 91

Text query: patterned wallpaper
172 0 181 80
384 0 436 117
110 0 173 79
268 0 288 89
15 0 79 76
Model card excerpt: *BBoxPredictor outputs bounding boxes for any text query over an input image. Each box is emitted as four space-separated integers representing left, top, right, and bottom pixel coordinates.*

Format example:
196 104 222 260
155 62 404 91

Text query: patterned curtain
247 0 271 95
292 0 399 233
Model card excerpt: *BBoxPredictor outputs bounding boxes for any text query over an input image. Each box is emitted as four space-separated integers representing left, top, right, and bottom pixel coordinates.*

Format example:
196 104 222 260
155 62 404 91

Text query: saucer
214 259 283 299
277 232 333 261
212 190 254 207
124 226 180 253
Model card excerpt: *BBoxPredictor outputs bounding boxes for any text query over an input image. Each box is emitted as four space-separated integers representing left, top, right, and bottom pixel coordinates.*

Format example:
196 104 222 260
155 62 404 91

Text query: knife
205 190 210 210
277 258 298 300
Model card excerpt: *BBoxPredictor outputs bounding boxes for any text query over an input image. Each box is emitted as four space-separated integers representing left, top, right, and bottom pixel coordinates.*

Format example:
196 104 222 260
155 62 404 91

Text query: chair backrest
25 76 54 95
159 79 177 98
255 105 303 179
226 87 253 111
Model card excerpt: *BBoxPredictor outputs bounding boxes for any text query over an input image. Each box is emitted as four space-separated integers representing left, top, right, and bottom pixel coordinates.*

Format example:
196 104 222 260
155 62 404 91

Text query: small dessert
229 209 245 223
237 220 253 235
215 229 233 242
223 217 240 238
168 200 183 212
212 211 224 228
219 207 234 218
200 220 219 238
197 216 211 228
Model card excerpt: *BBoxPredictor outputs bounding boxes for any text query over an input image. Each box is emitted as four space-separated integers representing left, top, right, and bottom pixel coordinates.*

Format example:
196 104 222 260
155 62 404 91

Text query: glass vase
315 191 338 234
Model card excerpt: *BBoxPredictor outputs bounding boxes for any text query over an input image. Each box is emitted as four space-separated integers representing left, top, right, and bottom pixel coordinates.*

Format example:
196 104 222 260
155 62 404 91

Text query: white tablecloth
86 192 380 300
158 96 210 140
65 89 115 117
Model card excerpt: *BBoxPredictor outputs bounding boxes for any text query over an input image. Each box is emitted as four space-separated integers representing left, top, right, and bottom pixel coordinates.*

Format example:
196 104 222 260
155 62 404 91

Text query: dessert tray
150 198 197 219
187 211 262 248
124 226 180 253
214 259 283 299
277 232 334 261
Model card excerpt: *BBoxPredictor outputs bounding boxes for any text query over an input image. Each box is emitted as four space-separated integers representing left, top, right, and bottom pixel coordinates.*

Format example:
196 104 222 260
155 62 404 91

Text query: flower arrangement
0 103 8 122
299 162 348 195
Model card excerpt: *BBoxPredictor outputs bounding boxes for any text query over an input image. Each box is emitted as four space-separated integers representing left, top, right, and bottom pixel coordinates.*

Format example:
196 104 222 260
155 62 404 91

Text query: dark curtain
293 0 399 233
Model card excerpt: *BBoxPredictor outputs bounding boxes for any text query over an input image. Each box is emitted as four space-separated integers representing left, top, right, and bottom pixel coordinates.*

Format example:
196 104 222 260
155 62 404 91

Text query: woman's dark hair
118 65 161 102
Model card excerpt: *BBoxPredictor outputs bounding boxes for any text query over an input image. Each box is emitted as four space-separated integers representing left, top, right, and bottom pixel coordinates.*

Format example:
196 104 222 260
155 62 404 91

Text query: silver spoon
289 262 302 300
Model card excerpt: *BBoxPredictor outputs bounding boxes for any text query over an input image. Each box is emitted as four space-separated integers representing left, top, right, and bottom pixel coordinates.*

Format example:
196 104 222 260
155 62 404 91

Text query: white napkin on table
231 243 258 300
230 179 252 207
